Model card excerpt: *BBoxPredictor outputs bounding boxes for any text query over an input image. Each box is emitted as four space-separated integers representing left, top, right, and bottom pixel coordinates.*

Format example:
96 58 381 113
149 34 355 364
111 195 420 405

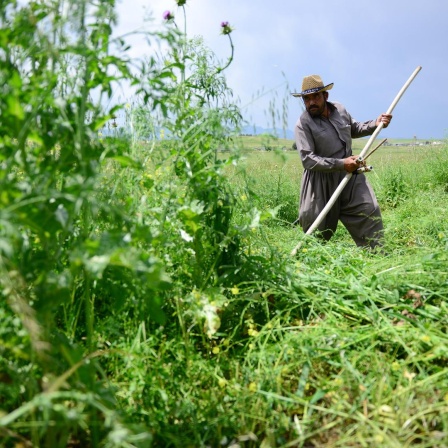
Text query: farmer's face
303 91 327 117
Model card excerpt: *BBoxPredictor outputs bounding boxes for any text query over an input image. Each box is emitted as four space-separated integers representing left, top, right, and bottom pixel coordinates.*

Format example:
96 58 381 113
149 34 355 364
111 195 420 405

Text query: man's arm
350 113 392 138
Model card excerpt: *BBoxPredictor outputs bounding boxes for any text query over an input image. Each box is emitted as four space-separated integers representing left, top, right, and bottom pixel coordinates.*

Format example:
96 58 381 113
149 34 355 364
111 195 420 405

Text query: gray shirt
294 101 377 172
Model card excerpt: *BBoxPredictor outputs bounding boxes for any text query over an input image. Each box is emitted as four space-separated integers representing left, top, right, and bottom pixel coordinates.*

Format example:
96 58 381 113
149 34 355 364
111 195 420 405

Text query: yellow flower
420 334 431 343
302 248 308 253
218 377 227 388
248 382 257 392
231 286 239 295
212 346 220 354
240 194 247 201
404 370 416 381
248 329 259 337
391 361 400 371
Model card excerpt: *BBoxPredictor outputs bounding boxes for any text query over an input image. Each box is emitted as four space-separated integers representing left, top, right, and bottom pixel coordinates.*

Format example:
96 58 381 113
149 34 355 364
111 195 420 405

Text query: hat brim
291 83 334 98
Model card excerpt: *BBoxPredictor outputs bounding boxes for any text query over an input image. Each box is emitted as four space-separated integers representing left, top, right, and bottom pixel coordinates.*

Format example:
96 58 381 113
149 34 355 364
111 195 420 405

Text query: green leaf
7 97 24 120
296 361 310 398
110 155 141 168
309 389 327 404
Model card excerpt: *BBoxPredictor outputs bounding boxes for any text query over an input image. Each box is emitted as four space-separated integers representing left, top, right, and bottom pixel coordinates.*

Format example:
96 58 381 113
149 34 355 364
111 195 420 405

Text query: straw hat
291 75 334 97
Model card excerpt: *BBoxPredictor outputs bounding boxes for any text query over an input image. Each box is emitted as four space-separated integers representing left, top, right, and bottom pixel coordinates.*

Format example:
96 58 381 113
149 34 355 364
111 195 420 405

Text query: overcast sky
115 0 447 140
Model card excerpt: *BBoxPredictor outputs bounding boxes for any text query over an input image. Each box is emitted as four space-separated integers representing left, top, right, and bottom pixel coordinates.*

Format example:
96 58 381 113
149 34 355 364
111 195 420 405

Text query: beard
306 103 326 117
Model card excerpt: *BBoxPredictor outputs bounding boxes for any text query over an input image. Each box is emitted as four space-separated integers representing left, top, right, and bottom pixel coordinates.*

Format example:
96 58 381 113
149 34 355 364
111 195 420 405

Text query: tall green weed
0 1 288 445
0 0 176 444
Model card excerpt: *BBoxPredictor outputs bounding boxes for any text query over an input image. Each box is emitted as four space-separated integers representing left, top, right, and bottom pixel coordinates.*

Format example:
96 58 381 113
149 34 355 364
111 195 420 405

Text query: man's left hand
376 114 392 128
344 155 365 173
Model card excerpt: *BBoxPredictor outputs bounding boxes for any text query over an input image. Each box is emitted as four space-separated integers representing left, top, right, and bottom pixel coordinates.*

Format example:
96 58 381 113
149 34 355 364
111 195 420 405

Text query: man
293 74 392 248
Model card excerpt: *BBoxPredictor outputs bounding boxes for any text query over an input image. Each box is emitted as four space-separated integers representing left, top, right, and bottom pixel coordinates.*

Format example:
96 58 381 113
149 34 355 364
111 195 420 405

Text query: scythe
291 66 422 256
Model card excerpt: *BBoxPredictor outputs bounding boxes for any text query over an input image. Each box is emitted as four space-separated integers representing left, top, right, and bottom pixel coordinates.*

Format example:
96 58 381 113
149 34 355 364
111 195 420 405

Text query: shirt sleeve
295 121 345 172
348 112 377 138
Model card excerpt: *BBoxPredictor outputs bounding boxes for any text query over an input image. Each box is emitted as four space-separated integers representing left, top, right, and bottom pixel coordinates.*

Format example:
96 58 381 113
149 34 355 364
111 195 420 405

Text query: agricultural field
1 1 447 448
235 135 443 153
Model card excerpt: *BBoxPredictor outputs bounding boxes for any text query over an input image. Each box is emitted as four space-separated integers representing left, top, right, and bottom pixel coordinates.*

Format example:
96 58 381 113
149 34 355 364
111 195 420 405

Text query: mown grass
196 140 448 447
2 132 446 447
86 140 448 447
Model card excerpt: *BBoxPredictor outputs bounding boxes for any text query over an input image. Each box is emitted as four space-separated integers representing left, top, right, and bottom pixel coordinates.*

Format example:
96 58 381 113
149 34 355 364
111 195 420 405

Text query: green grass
205 142 448 446
1 1 446 445
235 135 443 153
3 137 446 447
105 142 447 447
236 135 296 152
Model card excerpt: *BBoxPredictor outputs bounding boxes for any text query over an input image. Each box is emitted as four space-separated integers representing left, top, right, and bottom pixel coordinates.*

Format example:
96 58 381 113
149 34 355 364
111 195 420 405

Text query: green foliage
429 146 448 192
1 1 447 447
378 167 409 208
1 0 267 445
239 151 300 225
0 0 175 444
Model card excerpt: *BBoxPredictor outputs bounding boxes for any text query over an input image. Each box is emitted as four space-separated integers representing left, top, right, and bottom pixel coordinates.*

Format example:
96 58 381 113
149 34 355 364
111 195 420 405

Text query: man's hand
376 113 392 128
344 155 365 173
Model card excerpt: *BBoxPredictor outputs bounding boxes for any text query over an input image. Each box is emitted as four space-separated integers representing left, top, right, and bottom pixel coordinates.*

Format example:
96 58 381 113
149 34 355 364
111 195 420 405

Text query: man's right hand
344 155 364 173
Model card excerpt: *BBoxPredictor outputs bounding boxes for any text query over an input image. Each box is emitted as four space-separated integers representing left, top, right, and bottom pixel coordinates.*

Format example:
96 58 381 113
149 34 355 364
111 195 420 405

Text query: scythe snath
291 66 422 256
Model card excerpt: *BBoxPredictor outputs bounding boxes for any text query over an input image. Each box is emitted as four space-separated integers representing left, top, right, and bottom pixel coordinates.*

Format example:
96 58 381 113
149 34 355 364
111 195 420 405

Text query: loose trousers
299 170 384 248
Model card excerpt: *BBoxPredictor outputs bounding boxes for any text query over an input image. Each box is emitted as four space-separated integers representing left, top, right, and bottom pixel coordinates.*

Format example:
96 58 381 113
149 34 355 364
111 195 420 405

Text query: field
5 137 447 447
1 2 447 447
236 135 443 153
222 140 448 447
